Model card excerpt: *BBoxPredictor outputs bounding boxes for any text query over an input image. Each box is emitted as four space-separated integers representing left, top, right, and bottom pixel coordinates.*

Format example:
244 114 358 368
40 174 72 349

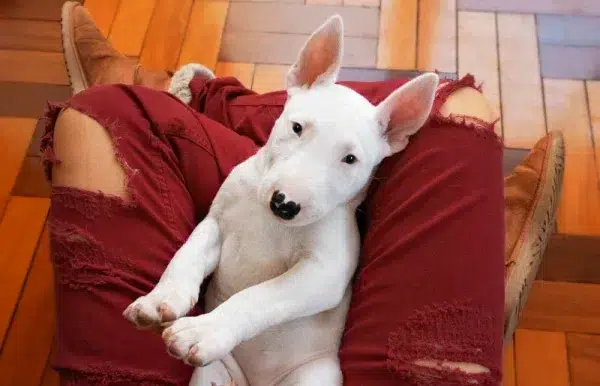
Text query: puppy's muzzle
270 190 301 220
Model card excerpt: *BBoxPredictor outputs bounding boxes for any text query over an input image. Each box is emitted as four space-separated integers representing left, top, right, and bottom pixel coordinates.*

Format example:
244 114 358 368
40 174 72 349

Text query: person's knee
439 87 495 122
52 107 128 198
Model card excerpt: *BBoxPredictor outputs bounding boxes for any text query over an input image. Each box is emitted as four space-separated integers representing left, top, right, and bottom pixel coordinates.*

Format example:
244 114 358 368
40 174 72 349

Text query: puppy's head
258 15 439 226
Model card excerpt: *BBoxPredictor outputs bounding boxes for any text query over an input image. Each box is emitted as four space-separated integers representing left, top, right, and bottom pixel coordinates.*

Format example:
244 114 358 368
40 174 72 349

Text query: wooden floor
0 0 599 385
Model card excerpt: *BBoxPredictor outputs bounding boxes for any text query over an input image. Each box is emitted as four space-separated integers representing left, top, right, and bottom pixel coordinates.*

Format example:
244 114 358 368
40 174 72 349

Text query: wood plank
537 14 600 47
417 0 457 73
83 0 121 37
40 349 60 386
41 367 60 386
514 329 570 386
139 0 193 72
587 81 600 182
377 0 417 70
0 20 61 52
502 148 529 176
0 82 71 119
0 197 50 348
220 32 377 68
497 13 546 148
519 281 600 334
540 44 600 80
225 3 378 38
230 0 302 2
0 50 67 85
215 62 255 89
503 338 516 386
12 156 51 198
41 368 60 386
458 11 502 136
344 0 380 6
567 333 600 386
177 0 229 71
307 0 342 5
338 68 456 82
251 64 288 94
108 0 156 57
0 0 81 21
0 227 55 385
0 118 36 216
539 234 600 284
27 119 45 157
458 0 600 17
544 79 600 236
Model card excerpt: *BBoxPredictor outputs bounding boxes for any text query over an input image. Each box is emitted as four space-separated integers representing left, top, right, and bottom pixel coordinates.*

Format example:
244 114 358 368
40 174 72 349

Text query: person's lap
42 75 503 385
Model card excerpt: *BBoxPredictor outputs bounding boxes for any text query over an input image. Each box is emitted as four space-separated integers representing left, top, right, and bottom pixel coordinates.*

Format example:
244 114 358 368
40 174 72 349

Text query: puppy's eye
292 122 303 136
342 154 357 164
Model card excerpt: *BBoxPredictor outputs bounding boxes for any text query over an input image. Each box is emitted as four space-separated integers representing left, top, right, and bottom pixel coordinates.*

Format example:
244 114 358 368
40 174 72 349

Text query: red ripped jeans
41 75 504 385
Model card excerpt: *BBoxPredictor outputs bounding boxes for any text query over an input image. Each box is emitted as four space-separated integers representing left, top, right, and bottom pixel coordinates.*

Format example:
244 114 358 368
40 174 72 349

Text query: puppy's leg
189 353 249 386
162 253 354 366
277 355 342 386
124 216 221 329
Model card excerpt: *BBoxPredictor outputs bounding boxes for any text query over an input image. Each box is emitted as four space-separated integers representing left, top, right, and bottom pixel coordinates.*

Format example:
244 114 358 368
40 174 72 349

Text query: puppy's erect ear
286 15 343 90
375 73 439 155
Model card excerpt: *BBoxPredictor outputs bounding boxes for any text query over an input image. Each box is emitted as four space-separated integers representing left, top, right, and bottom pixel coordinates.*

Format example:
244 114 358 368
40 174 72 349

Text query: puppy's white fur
124 15 439 386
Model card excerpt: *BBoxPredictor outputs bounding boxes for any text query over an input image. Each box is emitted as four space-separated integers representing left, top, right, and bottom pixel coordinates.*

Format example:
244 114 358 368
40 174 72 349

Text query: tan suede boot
60 1 170 94
503 131 565 340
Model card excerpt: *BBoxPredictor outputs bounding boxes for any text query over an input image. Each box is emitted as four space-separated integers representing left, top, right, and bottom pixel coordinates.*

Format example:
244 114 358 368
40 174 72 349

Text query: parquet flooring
1 0 599 384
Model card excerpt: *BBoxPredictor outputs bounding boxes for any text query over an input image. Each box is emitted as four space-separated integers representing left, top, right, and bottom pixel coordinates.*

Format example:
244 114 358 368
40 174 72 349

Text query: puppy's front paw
162 315 237 366
123 286 197 330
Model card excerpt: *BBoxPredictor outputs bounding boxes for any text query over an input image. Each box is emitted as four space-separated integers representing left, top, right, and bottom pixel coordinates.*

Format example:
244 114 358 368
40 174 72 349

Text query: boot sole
61 1 88 95
503 131 565 341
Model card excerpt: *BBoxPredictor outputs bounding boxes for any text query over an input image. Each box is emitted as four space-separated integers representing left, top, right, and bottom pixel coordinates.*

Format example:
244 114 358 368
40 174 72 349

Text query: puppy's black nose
270 190 301 220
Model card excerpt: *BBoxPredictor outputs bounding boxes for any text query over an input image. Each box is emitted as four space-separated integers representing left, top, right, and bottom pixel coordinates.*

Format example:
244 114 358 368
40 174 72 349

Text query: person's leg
59 4 561 380
183 74 496 146
43 84 258 385
335 79 505 386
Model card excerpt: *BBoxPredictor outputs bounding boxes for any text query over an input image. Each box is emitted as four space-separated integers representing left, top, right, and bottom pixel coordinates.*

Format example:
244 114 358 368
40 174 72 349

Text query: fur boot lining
168 63 216 104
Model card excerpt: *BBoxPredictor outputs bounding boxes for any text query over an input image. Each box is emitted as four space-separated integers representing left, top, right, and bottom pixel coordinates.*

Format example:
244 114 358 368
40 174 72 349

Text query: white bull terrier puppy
123 14 439 386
